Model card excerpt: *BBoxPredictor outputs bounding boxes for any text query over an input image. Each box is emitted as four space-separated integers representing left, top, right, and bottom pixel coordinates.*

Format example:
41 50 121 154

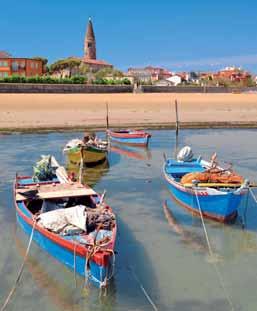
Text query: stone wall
141 86 228 93
0 83 133 93
141 85 257 93
0 83 256 94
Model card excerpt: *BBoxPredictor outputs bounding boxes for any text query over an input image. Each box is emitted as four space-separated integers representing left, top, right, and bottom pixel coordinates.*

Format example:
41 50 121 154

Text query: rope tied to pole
1 219 37 311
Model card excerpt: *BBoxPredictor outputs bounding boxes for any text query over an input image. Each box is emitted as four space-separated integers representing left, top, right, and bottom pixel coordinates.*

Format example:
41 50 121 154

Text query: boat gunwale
163 161 246 196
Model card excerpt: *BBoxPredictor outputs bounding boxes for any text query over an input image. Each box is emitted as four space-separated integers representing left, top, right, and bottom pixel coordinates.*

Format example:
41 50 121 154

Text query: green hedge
0 75 87 84
0 75 131 85
93 78 131 85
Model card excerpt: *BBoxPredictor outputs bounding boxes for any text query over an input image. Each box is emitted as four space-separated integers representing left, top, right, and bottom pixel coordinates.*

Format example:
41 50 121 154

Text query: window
0 61 8 67
12 61 18 71
19 61 25 69
35 63 38 69
30 62 35 69
0 72 8 77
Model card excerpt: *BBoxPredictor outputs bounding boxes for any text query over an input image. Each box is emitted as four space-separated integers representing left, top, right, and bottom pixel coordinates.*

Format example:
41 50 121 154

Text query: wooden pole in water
175 99 179 137
79 148 83 184
106 102 109 130
174 99 179 157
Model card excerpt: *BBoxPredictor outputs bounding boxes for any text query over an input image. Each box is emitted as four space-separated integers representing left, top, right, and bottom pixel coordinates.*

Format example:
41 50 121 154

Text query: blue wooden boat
14 171 116 288
108 129 151 146
163 149 248 223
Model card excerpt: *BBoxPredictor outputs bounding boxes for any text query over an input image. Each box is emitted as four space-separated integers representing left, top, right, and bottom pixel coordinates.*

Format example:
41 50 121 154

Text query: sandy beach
0 93 257 132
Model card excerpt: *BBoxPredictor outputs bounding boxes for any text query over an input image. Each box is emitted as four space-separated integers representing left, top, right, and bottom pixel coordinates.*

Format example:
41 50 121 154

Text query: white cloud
158 54 257 70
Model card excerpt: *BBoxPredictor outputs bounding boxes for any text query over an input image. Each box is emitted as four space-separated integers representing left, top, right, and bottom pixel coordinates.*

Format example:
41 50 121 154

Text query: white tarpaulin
38 205 87 233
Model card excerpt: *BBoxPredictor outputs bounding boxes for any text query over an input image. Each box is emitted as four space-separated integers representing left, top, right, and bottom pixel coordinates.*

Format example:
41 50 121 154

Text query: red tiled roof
0 51 11 58
82 58 112 66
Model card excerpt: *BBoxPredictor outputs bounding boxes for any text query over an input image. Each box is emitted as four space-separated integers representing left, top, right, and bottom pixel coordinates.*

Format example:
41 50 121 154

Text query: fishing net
181 169 244 185
33 155 56 182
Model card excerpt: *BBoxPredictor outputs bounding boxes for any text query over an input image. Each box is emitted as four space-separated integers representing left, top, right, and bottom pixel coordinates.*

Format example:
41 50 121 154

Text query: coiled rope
194 188 235 311
1 220 36 311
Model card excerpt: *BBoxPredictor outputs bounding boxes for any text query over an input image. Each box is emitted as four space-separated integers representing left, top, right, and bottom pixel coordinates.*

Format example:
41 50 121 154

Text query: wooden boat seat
16 182 96 201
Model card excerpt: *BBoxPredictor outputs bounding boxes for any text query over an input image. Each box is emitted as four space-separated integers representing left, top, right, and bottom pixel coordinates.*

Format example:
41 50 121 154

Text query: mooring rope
194 190 213 257
105 249 116 282
194 189 235 311
128 265 158 311
1 220 36 311
72 238 78 289
249 188 257 204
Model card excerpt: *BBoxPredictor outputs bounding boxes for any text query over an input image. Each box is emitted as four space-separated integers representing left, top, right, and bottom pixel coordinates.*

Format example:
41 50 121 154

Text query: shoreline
1 93 257 134
1 122 257 134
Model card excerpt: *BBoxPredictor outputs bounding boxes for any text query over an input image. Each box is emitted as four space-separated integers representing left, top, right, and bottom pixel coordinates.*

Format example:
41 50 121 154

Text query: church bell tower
84 17 96 60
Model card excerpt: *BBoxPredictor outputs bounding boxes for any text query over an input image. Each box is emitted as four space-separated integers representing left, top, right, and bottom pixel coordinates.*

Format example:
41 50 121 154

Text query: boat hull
108 130 151 146
164 173 244 223
67 146 107 166
15 201 114 288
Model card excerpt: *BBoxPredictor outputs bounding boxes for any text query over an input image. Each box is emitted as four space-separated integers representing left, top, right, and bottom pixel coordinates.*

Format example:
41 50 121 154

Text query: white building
166 75 182 86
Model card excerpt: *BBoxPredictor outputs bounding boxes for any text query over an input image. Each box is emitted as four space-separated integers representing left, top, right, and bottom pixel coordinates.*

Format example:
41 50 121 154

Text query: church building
82 18 113 71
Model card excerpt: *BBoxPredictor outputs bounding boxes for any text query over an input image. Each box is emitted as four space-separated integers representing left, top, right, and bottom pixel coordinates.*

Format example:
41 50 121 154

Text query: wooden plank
16 182 96 200
37 182 96 199
16 193 28 201
38 188 95 199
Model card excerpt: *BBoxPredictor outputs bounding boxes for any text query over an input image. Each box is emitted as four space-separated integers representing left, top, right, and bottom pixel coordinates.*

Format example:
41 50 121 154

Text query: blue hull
16 210 111 288
166 181 243 222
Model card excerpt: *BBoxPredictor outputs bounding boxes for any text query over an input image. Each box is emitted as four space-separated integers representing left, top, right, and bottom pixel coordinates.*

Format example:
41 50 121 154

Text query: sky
1 0 257 73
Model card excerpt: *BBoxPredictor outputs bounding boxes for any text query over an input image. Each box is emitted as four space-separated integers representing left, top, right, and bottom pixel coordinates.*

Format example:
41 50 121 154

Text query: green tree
49 57 82 75
32 57 48 66
94 67 124 80
245 77 256 87
78 63 90 75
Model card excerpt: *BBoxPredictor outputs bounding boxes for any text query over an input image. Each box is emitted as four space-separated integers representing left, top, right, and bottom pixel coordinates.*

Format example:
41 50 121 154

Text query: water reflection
163 198 257 261
110 143 152 161
163 200 209 254
66 159 109 187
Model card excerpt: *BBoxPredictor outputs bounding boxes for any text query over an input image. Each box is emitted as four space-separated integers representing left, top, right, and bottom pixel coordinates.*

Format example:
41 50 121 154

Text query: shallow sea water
1 129 257 311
